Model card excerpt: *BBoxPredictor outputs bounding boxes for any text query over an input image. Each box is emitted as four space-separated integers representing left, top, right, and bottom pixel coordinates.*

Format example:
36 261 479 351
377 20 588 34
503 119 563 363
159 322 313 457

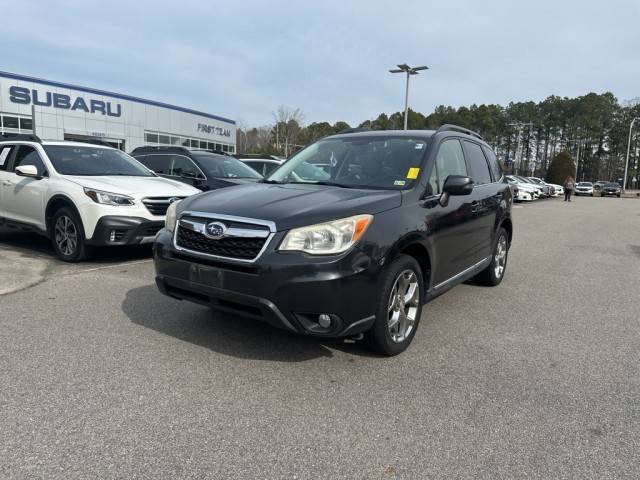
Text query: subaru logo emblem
205 221 227 239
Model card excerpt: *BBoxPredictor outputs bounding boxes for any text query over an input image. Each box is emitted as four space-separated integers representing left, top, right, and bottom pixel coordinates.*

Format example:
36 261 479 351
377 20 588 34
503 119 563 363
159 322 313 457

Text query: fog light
318 314 332 328
109 230 116 242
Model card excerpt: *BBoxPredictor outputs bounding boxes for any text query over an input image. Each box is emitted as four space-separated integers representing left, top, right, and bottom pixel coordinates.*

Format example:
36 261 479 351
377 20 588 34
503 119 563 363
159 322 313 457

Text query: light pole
389 64 428 130
623 117 639 192
567 138 585 181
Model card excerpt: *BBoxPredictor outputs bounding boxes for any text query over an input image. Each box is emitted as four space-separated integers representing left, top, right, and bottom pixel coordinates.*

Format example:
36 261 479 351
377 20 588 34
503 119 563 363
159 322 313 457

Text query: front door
423 138 481 285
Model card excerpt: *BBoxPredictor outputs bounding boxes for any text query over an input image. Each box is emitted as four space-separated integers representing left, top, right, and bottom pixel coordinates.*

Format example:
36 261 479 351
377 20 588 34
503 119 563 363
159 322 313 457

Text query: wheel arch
385 236 433 293
499 217 513 246
45 195 82 236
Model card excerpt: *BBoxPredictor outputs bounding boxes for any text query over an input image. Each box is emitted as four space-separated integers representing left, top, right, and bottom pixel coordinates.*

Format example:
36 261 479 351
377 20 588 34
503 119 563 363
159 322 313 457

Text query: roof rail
130 145 191 155
435 124 483 140
0 133 42 143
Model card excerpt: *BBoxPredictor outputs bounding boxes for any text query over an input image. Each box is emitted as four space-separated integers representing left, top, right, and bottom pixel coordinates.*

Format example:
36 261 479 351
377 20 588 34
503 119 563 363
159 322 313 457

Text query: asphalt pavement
1 196 639 479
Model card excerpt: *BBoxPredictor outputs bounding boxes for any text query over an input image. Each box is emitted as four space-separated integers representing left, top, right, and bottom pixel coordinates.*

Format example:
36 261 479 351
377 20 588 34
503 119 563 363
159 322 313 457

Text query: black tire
475 227 509 286
50 207 90 262
617 194 621 198
364 254 424 356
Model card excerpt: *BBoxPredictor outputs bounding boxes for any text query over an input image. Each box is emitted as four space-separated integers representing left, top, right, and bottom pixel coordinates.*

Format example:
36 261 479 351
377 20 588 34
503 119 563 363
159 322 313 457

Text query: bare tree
273 105 305 157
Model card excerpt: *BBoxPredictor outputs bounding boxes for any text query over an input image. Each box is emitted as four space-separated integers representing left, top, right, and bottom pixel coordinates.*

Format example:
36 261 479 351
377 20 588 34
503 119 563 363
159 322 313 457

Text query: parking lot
1 197 639 479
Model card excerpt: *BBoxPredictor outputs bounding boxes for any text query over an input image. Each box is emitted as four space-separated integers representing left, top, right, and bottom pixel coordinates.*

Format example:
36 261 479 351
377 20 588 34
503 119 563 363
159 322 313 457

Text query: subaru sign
9 86 122 117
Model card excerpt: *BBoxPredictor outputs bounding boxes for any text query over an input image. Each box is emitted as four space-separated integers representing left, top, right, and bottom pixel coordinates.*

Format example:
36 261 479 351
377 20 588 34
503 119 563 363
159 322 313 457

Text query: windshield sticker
414 143 424 150
394 180 406 186
0 147 10 166
406 167 420 180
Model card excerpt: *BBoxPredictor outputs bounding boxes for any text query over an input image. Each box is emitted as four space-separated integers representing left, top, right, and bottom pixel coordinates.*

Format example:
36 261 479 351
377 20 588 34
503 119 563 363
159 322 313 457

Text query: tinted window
0 146 13 170
193 153 262 179
482 145 502 181
137 154 171 175
170 156 204 179
464 141 492 185
3 116 19 129
14 146 46 176
43 146 153 176
429 139 468 194
19 118 33 131
244 161 266 175
145 132 159 143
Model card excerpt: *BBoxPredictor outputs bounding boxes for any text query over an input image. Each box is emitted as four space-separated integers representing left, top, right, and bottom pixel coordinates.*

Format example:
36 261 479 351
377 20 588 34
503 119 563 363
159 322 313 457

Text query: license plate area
189 264 224 288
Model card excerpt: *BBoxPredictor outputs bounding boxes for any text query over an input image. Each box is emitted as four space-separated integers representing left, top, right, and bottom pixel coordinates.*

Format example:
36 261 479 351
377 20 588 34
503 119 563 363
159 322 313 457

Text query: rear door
135 154 171 178
0 144 15 218
2 145 49 229
462 140 500 262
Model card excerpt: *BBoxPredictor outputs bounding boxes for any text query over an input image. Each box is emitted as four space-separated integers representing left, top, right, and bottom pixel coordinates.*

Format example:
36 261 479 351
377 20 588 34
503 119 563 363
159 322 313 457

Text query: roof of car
330 129 436 139
0 139 113 149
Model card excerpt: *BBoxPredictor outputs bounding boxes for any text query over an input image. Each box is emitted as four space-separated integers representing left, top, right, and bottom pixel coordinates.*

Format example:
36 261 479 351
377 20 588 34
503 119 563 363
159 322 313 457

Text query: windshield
44 146 153 176
267 136 429 189
516 176 535 184
605 183 620 187
193 153 262 179
577 182 593 186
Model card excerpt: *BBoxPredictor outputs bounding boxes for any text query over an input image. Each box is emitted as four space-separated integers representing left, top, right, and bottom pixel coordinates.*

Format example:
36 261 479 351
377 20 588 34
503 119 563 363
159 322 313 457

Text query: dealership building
0 71 236 153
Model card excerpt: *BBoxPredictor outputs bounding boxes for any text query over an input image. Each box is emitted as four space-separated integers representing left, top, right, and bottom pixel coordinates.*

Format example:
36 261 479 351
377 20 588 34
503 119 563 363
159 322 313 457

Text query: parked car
153 125 513 356
237 155 285 177
506 175 539 202
131 146 262 191
574 182 594 196
527 177 556 196
0 134 200 261
517 175 549 197
601 182 622 197
506 175 540 200
548 183 564 196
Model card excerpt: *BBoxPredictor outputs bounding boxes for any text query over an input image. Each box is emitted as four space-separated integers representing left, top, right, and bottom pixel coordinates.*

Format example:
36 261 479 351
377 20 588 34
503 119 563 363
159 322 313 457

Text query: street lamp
623 117 639 192
389 64 428 130
567 138 585 181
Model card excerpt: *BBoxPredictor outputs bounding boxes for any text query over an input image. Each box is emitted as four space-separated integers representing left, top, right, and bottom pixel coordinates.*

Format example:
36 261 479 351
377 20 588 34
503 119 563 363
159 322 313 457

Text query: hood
179 182 402 231
65 175 200 197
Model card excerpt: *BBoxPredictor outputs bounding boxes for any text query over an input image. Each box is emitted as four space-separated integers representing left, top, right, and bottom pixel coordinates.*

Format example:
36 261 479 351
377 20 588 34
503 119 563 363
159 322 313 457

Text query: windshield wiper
260 178 283 184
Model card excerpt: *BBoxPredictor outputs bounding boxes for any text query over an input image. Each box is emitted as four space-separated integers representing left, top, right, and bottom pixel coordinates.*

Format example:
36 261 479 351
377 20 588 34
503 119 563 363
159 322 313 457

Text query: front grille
176 227 267 260
142 197 186 216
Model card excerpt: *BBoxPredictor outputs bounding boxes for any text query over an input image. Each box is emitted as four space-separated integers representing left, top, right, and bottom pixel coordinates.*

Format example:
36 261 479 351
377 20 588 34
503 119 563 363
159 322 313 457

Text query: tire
475 227 509 286
50 207 90 262
617 194 621 198
364 254 424 356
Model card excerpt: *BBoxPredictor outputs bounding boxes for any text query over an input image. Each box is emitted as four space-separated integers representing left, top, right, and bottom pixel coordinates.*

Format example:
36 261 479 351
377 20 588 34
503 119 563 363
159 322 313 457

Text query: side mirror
440 175 474 206
443 175 474 195
15 165 41 179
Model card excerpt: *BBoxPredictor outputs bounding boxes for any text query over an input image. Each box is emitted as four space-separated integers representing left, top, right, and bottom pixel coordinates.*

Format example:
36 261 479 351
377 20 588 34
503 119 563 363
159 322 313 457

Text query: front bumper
87 216 164 246
153 229 378 337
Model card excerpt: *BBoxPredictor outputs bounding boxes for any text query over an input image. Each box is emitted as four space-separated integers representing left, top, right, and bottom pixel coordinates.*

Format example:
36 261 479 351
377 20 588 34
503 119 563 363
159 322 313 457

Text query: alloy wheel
54 215 78 256
387 269 420 343
494 234 507 279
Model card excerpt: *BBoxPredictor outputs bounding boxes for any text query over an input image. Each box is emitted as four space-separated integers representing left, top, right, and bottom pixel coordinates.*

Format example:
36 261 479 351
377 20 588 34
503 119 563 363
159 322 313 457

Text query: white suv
0 135 200 261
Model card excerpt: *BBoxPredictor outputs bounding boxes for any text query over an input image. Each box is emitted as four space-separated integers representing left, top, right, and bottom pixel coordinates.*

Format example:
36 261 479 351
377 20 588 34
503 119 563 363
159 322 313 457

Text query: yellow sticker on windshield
406 167 420 179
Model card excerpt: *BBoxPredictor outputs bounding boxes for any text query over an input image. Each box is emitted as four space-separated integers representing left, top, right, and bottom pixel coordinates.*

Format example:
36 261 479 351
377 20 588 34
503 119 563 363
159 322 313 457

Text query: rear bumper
153 229 378 337
87 216 164 246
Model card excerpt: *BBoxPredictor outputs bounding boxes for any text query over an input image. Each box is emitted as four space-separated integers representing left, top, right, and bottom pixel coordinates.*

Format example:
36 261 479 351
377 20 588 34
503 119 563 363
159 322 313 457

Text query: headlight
279 214 373 255
84 188 134 206
165 200 180 233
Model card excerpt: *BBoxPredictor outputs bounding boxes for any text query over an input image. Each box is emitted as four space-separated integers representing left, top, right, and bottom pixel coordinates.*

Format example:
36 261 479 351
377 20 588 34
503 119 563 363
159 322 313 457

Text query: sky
1 0 639 128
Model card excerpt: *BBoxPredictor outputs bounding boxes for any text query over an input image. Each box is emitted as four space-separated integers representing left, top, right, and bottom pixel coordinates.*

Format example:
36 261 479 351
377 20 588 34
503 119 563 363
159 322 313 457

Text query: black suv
153 125 513 355
131 146 262 191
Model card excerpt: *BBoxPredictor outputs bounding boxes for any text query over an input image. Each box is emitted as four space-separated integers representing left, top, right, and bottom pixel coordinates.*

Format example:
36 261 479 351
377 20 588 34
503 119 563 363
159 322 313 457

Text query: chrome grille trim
173 211 277 264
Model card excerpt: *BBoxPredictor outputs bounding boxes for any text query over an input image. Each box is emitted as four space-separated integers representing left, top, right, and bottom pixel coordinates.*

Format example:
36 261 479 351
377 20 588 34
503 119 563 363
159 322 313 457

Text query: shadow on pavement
122 284 376 362
0 227 153 264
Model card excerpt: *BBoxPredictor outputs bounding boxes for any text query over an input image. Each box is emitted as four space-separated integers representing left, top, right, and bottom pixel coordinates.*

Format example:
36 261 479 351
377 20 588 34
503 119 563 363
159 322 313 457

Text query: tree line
237 93 640 188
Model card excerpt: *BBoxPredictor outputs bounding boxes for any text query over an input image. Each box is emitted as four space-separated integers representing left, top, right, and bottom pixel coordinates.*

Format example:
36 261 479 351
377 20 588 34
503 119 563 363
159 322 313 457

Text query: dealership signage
197 123 231 138
9 86 122 117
